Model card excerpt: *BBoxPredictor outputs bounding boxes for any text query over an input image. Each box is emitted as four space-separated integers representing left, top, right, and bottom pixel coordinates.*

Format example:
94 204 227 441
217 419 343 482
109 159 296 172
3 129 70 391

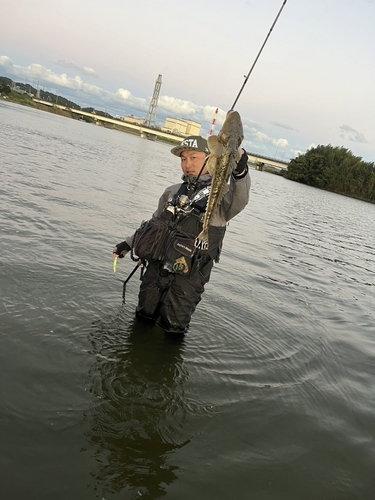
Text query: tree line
284 145 375 203
0 76 12 95
0 76 120 120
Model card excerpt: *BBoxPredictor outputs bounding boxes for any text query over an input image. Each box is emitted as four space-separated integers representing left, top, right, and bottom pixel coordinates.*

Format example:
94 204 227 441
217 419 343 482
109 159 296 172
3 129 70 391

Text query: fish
195 110 244 250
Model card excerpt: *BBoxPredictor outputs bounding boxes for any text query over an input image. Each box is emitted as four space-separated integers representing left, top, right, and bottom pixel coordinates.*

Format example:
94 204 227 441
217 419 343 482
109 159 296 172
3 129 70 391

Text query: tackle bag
132 218 171 262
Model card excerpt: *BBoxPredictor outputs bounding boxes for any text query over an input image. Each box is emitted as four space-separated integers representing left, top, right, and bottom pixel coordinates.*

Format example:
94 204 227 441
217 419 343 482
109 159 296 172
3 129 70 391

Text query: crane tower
145 74 162 128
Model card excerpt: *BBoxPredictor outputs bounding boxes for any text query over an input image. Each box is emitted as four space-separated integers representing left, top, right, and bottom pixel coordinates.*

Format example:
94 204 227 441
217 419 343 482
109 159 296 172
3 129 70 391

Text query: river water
1 101 375 499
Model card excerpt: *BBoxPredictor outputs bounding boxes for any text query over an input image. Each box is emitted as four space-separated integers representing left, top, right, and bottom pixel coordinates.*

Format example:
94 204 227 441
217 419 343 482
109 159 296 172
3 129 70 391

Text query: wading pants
136 261 211 334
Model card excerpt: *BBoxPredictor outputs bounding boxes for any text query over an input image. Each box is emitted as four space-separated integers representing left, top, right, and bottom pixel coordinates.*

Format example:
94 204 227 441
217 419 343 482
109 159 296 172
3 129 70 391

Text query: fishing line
230 0 288 111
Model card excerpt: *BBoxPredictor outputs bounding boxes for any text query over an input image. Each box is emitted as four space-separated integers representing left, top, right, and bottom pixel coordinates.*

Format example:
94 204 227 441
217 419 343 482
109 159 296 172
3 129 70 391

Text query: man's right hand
113 241 131 258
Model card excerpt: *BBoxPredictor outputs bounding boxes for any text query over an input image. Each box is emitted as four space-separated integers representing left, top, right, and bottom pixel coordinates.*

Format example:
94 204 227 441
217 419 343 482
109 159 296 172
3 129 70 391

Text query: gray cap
170 136 210 157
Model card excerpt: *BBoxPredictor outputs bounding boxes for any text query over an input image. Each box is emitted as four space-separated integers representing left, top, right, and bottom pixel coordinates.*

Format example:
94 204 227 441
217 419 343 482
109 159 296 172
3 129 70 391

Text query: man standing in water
113 135 250 335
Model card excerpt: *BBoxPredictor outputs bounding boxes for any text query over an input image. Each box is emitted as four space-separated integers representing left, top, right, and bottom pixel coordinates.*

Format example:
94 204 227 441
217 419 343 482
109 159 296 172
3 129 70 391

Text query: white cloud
271 138 288 148
256 132 271 143
0 55 12 69
290 149 304 157
55 59 99 77
116 88 131 100
1 55 209 119
0 57 99 90
158 95 199 115
113 89 146 109
0 56 147 110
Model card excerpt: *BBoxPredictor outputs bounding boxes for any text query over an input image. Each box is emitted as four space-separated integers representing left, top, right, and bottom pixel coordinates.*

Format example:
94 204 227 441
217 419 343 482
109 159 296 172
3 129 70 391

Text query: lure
113 257 118 273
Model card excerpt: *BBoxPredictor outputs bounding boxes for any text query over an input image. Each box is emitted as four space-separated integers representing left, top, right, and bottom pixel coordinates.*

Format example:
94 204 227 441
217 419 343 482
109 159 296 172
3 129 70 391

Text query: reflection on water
85 312 190 499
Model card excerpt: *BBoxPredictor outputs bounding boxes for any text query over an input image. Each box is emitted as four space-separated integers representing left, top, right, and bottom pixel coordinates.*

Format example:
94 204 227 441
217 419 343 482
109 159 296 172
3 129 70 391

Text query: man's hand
233 148 248 178
113 241 131 258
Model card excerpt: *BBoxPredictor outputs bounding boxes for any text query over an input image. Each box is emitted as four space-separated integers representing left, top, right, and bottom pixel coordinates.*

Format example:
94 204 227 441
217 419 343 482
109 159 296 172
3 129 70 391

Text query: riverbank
2 92 182 145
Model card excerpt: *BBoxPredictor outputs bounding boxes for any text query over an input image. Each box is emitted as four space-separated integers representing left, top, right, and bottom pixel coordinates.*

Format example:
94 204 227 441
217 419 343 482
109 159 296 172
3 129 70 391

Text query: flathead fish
195 110 244 250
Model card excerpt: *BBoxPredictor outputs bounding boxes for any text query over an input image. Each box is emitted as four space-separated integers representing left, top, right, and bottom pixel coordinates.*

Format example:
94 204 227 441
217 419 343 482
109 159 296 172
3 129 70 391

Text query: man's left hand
233 149 248 178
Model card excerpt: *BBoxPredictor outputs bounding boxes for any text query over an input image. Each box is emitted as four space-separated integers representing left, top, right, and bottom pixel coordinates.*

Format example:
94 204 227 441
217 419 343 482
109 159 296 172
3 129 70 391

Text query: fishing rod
230 0 288 111
122 260 143 303
113 253 144 302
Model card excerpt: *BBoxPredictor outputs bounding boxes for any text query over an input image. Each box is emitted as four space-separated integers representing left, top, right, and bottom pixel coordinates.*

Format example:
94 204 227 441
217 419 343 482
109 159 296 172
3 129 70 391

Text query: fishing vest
132 178 226 276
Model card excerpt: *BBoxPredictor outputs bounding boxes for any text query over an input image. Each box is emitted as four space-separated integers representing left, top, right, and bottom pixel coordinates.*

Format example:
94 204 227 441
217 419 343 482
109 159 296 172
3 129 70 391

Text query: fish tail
195 229 209 250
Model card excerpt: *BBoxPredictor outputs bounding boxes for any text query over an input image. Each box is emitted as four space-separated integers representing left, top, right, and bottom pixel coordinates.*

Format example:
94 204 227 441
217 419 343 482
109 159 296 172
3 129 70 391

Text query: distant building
162 117 201 136
122 115 144 125
184 119 201 136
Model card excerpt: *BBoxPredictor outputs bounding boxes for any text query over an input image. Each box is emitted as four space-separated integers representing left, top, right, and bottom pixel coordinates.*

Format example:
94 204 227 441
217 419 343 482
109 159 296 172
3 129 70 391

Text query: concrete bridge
32 99 290 169
32 99 184 143
247 152 289 170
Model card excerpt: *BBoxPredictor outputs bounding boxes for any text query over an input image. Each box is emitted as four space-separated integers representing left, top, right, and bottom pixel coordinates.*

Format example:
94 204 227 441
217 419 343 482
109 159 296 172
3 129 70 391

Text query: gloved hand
113 241 131 258
233 149 248 178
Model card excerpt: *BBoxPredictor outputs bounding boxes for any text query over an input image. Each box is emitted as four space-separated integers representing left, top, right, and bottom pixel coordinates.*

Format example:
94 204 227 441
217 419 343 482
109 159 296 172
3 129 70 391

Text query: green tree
0 78 11 95
285 145 375 203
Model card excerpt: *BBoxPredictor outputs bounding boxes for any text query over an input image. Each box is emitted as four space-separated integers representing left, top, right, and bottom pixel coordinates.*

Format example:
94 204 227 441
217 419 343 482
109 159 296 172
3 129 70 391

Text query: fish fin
195 229 209 251
207 136 224 156
206 156 216 177
215 184 229 208
222 184 229 196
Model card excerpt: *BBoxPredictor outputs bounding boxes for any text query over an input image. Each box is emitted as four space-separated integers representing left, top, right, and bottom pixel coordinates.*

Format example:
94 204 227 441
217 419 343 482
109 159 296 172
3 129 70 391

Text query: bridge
247 152 289 170
32 99 184 143
32 99 290 169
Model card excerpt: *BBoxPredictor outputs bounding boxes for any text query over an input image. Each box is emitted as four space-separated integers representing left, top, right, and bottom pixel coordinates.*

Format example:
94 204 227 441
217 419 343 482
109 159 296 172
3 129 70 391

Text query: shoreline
2 92 183 146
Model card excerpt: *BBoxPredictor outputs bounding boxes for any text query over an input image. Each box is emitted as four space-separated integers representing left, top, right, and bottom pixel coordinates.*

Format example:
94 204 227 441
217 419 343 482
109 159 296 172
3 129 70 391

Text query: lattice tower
145 74 162 128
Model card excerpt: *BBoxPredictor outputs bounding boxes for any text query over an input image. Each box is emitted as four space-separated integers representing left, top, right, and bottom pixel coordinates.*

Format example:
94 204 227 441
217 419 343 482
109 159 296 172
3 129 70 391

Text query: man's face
180 150 208 177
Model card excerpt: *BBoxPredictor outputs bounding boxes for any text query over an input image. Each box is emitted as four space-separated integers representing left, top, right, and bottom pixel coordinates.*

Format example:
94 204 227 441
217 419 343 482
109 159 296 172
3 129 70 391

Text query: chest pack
132 180 226 275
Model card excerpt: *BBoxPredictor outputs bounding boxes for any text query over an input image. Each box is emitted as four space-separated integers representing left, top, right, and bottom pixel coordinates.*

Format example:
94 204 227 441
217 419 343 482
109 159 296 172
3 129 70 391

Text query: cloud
339 124 367 143
289 143 317 159
158 95 198 116
0 56 308 160
1 56 206 118
271 121 294 131
272 138 288 148
0 56 146 110
255 132 271 143
0 56 81 88
253 132 288 149
0 55 13 70
0 56 100 88
290 149 304 157
115 88 131 100
113 89 146 109
0 56 216 122
55 59 99 78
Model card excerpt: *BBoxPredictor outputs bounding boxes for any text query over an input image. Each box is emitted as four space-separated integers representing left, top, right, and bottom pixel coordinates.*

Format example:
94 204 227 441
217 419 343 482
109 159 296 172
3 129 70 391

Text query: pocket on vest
163 233 196 275
133 219 170 262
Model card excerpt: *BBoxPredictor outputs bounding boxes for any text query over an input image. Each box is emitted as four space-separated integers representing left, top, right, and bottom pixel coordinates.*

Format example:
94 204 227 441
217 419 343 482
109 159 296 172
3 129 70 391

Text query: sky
1 0 375 162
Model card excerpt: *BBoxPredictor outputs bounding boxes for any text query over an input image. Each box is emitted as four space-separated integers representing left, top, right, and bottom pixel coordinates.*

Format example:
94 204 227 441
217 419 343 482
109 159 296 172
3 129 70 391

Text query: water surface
1 101 375 499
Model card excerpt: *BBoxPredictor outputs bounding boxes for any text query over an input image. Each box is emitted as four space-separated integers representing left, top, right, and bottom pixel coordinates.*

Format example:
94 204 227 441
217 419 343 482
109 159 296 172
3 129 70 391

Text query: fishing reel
167 194 193 214
176 194 190 208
